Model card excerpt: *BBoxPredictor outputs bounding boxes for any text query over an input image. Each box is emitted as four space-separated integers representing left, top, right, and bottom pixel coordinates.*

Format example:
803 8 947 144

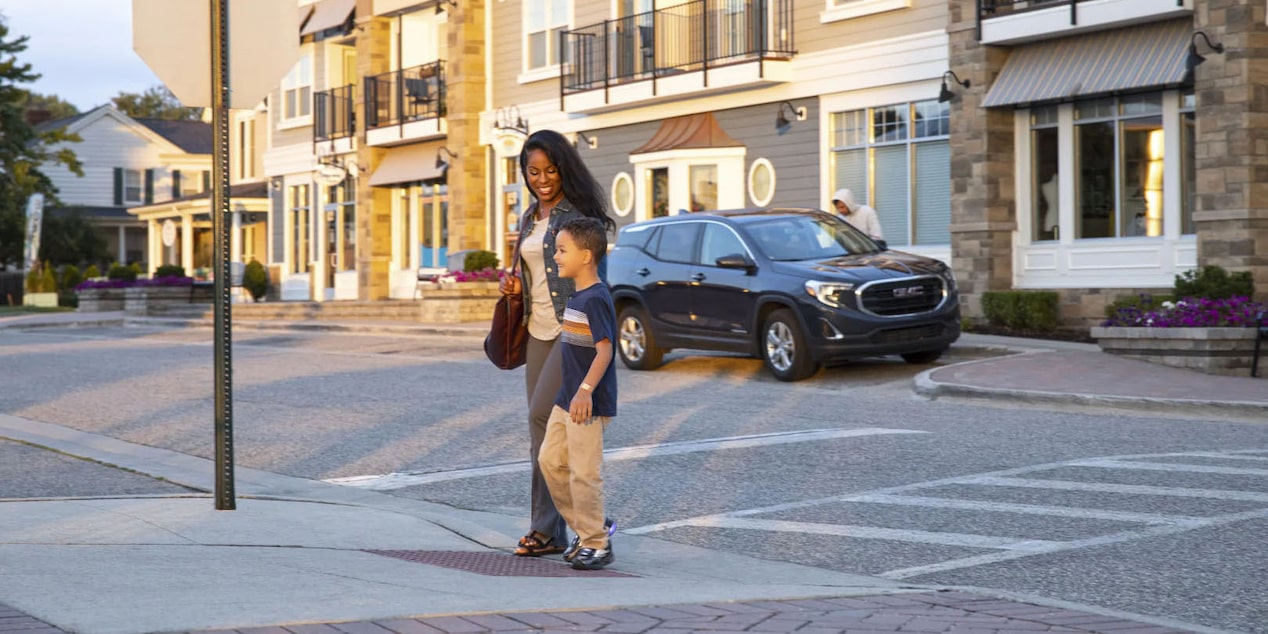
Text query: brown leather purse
484 244 527 370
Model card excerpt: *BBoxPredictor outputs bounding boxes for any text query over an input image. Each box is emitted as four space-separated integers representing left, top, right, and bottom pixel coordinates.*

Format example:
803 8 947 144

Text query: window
611 172 634 217
1031 105 1058 241
648 167 669 218
123 169 142 204
748 158 776 207
282 52 312 120
689 165 717 212
327 181 356 271
236 119 255 180
699 223 747 266
289 184 310 274
525 0 568 70
829 99 951 246
654 222 699 263
1073 94 1164 239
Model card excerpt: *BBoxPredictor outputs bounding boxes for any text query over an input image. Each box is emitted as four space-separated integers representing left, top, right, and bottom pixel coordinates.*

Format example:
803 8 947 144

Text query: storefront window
327 181 356 272
289 184 310 274
1075 121 1115 239
648 167 669 218
1120 115 1164 237
419 185 449 268
689 165 717 212
1032 105 1059 241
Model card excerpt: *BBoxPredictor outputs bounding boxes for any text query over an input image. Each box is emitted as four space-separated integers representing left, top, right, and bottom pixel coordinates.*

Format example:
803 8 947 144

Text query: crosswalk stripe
677 517 1060 551
848 493 1206 526
963 476 1268 502
1169 451 1268 462
1068 459 1268 477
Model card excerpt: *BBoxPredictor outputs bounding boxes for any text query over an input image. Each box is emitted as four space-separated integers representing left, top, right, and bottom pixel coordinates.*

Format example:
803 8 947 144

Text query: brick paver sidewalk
0 591 1194 634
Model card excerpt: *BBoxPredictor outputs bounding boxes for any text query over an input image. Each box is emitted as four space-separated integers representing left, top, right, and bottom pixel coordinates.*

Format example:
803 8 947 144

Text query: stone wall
1092 326 1266 377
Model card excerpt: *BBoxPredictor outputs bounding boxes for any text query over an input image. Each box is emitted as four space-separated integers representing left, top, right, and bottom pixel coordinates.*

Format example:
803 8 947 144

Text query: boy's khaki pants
539 405 610 550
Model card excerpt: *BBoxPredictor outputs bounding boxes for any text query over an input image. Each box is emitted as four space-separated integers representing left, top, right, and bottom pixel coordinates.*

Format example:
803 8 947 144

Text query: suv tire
901 348 944 364
761 309 818 381
617 305 664 370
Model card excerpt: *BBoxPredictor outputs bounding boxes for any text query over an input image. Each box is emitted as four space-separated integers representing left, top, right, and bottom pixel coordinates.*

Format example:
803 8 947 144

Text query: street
2 326 1266 633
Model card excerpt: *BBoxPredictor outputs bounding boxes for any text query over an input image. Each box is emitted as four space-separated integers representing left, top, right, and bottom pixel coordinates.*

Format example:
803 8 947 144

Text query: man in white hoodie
831 188 883 240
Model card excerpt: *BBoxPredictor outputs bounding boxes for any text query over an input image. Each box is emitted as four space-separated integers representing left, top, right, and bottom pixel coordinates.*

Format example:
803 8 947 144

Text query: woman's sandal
514 532 564 557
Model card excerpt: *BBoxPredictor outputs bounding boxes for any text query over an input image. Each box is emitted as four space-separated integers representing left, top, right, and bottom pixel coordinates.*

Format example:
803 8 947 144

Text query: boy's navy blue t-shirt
554 283 618 417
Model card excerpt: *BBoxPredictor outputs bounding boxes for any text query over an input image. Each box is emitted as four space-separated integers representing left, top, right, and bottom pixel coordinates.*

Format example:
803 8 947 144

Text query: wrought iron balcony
314 84 355 142
365 60 446 129
975 0 1190 43
561 0 794 104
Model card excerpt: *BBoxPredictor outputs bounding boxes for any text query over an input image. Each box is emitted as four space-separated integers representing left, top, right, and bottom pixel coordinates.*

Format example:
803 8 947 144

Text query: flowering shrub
1102 295 1265 328
427 268 507 284
76 276 195 291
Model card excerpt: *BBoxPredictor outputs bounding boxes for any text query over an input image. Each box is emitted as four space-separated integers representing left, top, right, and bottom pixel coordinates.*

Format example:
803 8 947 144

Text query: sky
0 0 162 111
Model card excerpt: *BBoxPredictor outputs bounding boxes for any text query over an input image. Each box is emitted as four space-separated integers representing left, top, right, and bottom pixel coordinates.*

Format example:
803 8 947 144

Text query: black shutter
144 169 154 204
202 170 211 192
113 168 123 205
172 170 182 199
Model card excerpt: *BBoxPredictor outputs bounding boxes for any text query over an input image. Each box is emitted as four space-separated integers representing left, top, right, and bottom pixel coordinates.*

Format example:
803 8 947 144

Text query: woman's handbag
484 245 527 370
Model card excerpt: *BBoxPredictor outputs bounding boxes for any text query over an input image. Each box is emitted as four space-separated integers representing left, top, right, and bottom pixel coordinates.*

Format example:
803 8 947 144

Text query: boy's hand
569 390 593 424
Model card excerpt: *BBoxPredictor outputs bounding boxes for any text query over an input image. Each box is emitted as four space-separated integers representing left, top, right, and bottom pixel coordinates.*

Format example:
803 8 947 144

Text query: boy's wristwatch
579 382 593 392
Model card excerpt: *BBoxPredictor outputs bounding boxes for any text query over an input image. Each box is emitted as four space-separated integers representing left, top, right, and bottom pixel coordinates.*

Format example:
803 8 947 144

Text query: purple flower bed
1102 295 1266 328
76 276 195 291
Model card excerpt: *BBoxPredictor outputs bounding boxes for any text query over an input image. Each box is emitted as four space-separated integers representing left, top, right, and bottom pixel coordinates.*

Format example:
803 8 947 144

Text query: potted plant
22 262 59 308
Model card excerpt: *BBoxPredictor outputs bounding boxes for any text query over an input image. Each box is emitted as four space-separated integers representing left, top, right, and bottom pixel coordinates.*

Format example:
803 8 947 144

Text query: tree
111 85 202 121
0 17 83 270
21 91 79 121
38 209 109 267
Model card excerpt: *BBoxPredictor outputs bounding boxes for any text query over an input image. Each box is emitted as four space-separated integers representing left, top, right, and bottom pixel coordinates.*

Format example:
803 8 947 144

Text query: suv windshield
743 215 879 261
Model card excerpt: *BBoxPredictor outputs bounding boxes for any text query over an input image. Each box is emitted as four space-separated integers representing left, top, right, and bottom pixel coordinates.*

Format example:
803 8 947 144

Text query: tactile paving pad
364 550 635 578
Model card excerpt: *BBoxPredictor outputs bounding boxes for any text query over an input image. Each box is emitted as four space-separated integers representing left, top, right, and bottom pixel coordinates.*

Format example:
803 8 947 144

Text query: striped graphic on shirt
560 306 594 348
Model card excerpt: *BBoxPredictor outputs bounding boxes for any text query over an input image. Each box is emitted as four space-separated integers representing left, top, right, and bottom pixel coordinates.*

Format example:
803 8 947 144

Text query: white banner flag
23 193 45 272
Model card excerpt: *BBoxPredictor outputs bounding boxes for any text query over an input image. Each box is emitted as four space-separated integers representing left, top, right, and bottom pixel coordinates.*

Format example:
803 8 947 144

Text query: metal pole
211 0 236 510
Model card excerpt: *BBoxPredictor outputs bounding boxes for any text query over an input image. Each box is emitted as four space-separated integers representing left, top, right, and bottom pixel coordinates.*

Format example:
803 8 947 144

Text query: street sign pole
211 0 235 511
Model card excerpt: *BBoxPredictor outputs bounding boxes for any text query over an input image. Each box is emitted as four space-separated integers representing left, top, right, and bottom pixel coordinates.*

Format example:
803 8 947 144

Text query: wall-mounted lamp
575 131 598 149
493 106 529 136
774 101 807 131
315 154 364 186
938 70 971 103
435 0 456 15
1186 31 1225 73
435 146 458 171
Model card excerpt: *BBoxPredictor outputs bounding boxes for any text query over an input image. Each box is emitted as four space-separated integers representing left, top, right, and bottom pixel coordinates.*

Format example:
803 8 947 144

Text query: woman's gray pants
526 335 568 543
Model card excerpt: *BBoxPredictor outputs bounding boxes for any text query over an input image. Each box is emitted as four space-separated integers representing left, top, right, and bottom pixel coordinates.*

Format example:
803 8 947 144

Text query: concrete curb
0 317 125 330
122 316 488 338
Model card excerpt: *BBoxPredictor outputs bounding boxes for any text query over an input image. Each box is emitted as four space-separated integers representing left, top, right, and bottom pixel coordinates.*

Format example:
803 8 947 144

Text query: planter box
124 286 201 316
1091 326 1263 377
77 289 125 312
22 292 58 308
416 281 500 322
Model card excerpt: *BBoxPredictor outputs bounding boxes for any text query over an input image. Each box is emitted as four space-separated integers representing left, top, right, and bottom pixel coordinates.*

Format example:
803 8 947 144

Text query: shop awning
631 113 745 154
982 20 1190 108
368 141 446 187
300 0 356 36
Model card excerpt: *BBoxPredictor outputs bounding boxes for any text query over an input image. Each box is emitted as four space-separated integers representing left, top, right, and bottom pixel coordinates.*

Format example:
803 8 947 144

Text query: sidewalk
0 414 1223 634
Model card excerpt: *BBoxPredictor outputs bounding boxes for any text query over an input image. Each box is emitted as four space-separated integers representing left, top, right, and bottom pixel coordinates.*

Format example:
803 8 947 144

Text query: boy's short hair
559 217 607 261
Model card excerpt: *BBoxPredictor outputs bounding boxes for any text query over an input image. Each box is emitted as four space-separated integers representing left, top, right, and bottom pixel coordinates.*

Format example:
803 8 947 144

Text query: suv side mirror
715 253 757 273
873 239 888 251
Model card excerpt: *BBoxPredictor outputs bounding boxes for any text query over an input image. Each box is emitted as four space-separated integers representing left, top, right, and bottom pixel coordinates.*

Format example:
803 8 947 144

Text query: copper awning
631 113 745 154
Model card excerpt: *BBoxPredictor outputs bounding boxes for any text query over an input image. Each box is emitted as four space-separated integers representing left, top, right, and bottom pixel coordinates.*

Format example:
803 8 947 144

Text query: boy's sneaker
563 518 616 563
571 545 614 570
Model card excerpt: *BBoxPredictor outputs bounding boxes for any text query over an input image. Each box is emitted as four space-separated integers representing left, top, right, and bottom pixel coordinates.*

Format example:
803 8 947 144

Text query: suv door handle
691 272 706 281
636 268 650 277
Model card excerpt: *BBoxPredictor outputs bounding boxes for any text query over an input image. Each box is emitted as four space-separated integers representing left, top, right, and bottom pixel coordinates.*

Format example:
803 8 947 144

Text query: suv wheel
901 349 944 364
761 309 818 382
617 305 664 370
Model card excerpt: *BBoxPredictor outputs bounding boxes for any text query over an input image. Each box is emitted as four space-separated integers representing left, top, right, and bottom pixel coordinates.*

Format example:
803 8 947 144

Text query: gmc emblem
893 286 924 297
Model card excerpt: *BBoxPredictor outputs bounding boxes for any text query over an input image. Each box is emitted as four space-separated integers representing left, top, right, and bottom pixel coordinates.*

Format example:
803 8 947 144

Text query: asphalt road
2 326 1265 633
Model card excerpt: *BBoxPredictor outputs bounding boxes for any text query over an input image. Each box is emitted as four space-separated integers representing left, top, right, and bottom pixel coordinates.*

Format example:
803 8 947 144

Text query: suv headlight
939 267 957 292
805 280 855 308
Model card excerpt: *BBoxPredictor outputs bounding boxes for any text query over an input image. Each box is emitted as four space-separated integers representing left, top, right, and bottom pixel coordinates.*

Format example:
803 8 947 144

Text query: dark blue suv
607 208 960 381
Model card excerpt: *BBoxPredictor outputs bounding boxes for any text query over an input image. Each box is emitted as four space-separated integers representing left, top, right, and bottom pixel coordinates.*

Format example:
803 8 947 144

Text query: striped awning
982 20 1190 108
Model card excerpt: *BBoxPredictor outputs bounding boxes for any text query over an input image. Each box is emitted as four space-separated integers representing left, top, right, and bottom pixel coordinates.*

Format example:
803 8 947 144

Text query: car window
698 223 748 266
654 222 700 263
616 223 656 250
745 215 878 261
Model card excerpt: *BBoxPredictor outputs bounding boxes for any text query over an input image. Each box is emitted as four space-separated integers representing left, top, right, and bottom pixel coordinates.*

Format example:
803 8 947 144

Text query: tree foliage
38 210 109 267
111 84 201 121
21 90 79 121
0 18 84 269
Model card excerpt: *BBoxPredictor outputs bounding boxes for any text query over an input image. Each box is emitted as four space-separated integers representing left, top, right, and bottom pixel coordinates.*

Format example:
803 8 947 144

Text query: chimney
24 109 53 126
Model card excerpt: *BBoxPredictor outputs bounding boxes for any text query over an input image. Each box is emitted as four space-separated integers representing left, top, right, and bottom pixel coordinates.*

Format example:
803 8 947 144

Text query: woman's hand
499 275 522 296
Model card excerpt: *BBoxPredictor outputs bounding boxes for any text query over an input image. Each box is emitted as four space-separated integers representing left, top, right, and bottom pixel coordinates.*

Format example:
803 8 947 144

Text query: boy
538 217 618 571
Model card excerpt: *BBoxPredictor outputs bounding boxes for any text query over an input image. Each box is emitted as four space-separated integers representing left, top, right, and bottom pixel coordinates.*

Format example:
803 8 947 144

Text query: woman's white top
521 217 562 340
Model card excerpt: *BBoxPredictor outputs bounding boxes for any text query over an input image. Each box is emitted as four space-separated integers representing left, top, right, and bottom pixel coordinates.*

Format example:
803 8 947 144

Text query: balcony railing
561 0 794 97
314 84 355 142
365 60 446 129
976 0 1188 40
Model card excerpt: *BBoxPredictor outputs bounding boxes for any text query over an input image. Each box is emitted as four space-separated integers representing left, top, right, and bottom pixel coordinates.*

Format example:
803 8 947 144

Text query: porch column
948 0 1015 322
181 213 194 272
231 210 243 262
355 12 393 300
408 185 420 272
148 219 161 274
117 225 126 264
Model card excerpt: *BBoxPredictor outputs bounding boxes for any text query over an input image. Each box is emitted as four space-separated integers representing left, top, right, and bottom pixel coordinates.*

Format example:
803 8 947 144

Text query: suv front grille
870 323 945 344
858 276 945 316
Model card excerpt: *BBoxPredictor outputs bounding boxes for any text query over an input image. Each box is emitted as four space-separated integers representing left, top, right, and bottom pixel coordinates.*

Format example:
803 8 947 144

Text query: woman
499 129 615 556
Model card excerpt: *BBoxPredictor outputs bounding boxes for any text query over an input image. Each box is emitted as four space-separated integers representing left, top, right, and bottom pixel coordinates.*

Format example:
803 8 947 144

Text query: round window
748 158 775 207
611 172 634 217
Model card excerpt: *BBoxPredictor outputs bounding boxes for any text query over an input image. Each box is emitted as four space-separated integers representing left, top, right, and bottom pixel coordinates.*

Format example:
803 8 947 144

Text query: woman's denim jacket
516 198 607 325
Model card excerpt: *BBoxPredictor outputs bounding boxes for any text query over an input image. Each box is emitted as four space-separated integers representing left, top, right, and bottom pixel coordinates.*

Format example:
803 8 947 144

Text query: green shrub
1173 265 1254 300
107 263 137 281
61 264 83 290
25 267 42 293
1104 292 1173 320
58 291 79 308
40 262 58 293
84 264 100 280
242 259 268 302
129 262 143 278
154 264 186 278
981 291 1060 332
463 250 500 273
